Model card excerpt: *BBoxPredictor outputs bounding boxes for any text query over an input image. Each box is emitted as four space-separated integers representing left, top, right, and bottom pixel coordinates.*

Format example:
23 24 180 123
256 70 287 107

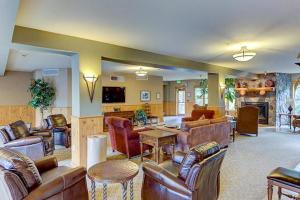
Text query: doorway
176 89 185 115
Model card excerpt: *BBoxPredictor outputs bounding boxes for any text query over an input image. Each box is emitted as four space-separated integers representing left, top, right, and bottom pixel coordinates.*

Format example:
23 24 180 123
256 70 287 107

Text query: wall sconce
83 74 99 103
220 84 226 99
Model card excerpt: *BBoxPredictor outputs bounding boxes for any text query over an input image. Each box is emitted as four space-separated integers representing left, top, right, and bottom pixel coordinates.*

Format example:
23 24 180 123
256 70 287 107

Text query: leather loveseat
142 142 227 200
0 120 54 160
0 147 88 200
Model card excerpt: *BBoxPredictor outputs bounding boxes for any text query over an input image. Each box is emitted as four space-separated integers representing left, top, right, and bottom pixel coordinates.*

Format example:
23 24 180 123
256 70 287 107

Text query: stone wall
275 73 292 126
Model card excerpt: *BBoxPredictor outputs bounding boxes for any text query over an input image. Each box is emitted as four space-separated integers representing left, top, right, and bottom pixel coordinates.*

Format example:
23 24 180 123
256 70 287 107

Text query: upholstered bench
267 167 300 200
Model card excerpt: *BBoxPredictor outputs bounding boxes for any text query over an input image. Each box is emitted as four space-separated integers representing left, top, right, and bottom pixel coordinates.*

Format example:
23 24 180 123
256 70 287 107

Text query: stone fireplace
242 102 269 124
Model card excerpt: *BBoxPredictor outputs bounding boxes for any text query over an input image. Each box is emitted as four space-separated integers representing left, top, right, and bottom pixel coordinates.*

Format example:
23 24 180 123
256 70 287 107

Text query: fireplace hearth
241 102 269 124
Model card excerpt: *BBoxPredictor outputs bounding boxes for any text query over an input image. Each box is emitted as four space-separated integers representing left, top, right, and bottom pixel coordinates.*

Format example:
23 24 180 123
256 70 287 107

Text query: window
295 85 300 114
195 87 208 106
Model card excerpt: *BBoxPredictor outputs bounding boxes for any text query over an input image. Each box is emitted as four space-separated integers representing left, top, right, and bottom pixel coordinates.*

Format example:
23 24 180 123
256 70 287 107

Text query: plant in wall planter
28 79 55 126
135 109 147 126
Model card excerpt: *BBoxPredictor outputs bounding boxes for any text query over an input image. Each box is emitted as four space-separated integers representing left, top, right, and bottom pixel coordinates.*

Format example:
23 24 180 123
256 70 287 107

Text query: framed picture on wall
140 90 151 102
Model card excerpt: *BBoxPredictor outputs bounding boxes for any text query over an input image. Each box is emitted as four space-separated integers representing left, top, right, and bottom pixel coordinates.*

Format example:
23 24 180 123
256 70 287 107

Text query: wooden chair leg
268 182 273 200
278 187 282 200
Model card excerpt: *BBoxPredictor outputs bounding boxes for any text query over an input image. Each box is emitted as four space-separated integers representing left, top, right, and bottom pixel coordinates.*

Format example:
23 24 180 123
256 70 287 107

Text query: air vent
42 69 59 77
110 75 125 82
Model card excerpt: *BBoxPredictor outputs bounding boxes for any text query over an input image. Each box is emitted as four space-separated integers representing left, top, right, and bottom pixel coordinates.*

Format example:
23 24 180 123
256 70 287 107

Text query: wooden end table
88 160 139 200
139 129 177 164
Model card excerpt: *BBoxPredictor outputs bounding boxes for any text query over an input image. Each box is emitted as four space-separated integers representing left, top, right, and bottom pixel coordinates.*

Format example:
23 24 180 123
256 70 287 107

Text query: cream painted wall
102 73 163 105
0 70 32 105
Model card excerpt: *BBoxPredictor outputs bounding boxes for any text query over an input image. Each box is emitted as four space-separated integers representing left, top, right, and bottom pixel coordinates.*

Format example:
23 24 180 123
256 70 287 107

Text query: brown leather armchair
46 114 71 148
182 109 215 122
0 120 54 160
236 106 259 136
105 116 152 158
142 142 227 200
0 147 88 200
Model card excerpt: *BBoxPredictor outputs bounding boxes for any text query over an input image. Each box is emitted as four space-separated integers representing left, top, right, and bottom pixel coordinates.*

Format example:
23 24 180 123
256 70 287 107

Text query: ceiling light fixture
135 67 148 77
233 46 256 62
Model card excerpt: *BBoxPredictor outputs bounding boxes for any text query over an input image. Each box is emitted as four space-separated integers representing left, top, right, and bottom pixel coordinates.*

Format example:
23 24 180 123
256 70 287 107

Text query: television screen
102 87 126 103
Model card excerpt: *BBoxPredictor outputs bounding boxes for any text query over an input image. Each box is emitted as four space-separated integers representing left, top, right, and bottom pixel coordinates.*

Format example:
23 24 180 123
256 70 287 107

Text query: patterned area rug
54 127 300 200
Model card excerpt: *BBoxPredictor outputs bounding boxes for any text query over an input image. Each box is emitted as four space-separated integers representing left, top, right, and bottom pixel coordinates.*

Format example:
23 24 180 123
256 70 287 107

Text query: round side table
88 160 139 200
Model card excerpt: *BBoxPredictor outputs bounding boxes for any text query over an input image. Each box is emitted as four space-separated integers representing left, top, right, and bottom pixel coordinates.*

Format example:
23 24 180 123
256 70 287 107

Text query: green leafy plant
28 79 55 119
224 78 236 104
135 109 147 125
196 79 208 105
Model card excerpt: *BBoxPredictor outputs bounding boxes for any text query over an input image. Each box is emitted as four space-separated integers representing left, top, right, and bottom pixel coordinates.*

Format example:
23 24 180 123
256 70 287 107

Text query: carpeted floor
53 127 300 200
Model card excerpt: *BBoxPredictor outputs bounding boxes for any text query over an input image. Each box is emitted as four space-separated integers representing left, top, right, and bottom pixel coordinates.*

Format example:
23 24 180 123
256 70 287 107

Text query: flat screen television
102 87 126 103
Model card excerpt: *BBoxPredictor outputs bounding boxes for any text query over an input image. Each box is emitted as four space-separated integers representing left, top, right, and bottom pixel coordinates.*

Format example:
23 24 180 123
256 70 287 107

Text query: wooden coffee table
139 129 177 164
88 160 139 200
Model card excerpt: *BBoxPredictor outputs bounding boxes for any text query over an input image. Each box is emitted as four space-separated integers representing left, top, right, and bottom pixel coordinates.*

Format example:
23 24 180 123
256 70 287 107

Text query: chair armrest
24 167 87 200
34 156 58 174
4 136 43 147
182 117 194 122
172 151 186 164
142 162 191 196
31 130 52 137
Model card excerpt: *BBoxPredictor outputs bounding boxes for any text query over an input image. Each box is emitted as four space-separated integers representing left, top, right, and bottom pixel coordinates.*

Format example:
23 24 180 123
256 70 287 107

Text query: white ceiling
7 49 71 71
102 60 207 81
15 0 300 73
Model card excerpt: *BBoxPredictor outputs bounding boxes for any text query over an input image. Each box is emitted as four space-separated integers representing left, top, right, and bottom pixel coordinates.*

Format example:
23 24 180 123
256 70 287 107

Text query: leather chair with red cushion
182 109 215 122
105 117 152 158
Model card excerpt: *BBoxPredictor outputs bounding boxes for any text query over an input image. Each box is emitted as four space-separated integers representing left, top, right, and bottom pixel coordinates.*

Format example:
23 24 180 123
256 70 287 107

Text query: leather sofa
236 106 259 136
142 142 227 200
158 120 230 152
0 147 88 200
45 114 71 148
0 120 54 160
105 116 152 158
182 109 215 122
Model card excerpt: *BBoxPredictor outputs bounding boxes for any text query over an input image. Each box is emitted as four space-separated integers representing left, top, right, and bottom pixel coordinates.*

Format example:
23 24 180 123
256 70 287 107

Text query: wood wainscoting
102 103 164 121
71 115 104 167
35 107 72 126
0 105 35 126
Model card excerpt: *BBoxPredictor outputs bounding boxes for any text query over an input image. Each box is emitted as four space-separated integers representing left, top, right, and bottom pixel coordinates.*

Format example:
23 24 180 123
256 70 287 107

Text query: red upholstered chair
182 109 215 122
105 117 152 158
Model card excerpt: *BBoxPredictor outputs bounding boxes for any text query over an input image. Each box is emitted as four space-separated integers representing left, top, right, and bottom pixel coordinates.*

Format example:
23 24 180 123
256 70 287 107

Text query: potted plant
225 78 236 110
135 109 147 126
28 79 55 125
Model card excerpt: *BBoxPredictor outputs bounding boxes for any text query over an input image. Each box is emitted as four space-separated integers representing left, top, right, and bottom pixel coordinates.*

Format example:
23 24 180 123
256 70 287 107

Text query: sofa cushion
48 114 67 127
0 148 42 191
4 126 16 141
210 116 227 124
0 129 10 144
178 142 220 180
9 121 30 139
181 119 210 131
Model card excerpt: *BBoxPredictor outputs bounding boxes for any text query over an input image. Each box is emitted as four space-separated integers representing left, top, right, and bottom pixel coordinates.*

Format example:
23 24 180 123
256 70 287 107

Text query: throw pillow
0 129 10 144
210 116 227 124
0 148 42 191
4 125 16 141
9 121 30 139
178 142 220 180
198 114 205 120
